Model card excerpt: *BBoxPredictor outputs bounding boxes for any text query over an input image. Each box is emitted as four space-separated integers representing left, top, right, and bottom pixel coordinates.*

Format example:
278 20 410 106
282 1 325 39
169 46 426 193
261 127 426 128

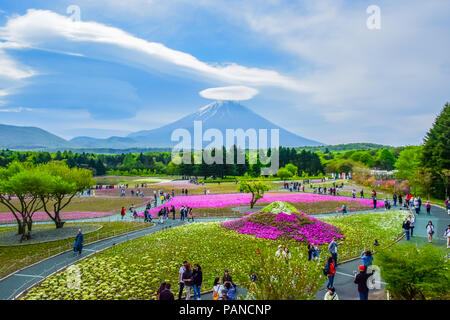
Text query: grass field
0 221 150 278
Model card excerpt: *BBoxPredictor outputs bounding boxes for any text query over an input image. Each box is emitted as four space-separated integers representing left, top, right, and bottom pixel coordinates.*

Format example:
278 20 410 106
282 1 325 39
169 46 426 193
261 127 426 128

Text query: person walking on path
426 221 435 243
372 191 377 209
73 229 84 255
398 194 403 206
182 263 194 300
354 265 375 300
425 201 431 214
180 206 185 221
414 197 420 214
120 207 126 220
360 250 373 268
444 225 450 249
408 215 415 238
325 257 336 289
324 287 339 300
178 261 187 300
193 264 203 300
328 239 342 266
446 200 450 215
393 194 397 206
188 207 194 222
402 218 411 240
171 205 176 220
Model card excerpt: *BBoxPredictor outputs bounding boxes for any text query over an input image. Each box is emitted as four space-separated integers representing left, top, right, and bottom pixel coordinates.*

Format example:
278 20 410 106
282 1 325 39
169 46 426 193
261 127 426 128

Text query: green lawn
0 221 150 278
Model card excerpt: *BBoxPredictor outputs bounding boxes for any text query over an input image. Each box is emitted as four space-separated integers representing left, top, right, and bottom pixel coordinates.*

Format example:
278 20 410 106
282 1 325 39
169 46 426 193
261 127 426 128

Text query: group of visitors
323 240 377 301
212 270 237 300
275 245 291 260
177 261 203 300
307 243 321 261
180 205 194 222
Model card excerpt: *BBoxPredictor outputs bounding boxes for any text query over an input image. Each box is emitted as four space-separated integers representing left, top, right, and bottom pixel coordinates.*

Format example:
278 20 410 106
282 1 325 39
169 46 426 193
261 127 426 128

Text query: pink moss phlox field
137 192 383 217
221 210 343 245
0 211 115 223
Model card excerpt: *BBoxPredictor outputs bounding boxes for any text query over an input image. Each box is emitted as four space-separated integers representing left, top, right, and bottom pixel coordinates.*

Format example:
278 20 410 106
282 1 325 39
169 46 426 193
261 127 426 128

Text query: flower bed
221 202 343 244
0 211 115 223
139 192 383 217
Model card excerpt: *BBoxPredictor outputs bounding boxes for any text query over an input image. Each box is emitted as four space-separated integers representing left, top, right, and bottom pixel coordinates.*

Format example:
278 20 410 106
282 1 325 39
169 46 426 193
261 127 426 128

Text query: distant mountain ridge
0 124 74 149
0 101 323 150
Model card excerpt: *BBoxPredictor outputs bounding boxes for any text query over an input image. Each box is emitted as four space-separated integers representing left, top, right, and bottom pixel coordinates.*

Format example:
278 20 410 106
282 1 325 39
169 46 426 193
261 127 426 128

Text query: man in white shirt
275 245 284 258
178 261 187 300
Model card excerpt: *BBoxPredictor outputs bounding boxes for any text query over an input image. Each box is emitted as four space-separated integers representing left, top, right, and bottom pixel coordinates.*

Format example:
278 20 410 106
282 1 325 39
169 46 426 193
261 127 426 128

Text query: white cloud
0 106 33 112
0 9 306 92
199 86 259 101
0 49 35 80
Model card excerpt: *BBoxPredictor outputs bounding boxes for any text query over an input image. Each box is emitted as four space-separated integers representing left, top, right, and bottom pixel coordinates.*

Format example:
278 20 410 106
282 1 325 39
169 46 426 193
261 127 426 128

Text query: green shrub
376 243 450 300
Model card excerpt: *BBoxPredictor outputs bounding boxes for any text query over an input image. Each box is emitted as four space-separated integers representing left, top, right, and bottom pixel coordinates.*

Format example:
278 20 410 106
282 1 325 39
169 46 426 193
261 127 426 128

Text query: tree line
0 147 325 179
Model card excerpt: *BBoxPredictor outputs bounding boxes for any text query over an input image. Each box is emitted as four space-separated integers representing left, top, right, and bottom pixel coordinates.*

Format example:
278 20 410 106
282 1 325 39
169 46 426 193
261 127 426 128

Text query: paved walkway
314 204 450 300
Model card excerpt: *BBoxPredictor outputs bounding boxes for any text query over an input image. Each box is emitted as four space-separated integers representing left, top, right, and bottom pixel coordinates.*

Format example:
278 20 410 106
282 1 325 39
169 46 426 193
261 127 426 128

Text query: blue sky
0 0 449 145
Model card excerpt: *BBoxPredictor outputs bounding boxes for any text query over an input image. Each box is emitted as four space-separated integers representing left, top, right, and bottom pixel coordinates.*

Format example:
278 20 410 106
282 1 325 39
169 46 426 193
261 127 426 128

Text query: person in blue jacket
73 229 84 255
360 250 373 268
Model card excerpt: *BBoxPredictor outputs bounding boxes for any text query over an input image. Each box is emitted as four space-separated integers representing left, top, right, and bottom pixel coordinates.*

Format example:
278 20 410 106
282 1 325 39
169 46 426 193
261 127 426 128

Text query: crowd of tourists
158 261 237 301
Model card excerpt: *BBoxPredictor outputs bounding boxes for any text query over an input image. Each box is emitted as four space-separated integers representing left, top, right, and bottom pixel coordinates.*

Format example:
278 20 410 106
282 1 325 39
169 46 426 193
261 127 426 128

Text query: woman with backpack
425 201 431 214
325 257 336 289
426 221 435 243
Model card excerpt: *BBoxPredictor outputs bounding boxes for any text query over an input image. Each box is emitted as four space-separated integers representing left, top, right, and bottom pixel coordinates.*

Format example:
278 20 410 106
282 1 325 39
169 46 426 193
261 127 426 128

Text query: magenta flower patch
221 210 343 244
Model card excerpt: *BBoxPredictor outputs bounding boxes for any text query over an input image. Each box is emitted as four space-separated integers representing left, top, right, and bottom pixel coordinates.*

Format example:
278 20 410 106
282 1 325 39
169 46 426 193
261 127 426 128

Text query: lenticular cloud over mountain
199 86 259 101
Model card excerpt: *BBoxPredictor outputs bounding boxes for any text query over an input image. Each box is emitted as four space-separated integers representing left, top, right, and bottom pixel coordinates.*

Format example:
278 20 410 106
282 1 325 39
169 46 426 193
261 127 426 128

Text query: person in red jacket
120 206 126 220
326 257 336 289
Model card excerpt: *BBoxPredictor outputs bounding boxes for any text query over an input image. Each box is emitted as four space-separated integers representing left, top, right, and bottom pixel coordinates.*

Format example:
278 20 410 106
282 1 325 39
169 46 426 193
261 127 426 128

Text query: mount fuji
127 101 322 147
71 101 322 148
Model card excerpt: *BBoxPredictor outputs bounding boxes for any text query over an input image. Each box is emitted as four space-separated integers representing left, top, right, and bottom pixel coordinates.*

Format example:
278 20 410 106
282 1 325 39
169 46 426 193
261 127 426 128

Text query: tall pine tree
421 102 450 198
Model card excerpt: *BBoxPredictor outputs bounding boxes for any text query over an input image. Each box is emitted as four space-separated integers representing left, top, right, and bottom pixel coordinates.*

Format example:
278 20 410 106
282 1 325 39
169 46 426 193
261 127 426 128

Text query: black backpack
323 263 330 276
